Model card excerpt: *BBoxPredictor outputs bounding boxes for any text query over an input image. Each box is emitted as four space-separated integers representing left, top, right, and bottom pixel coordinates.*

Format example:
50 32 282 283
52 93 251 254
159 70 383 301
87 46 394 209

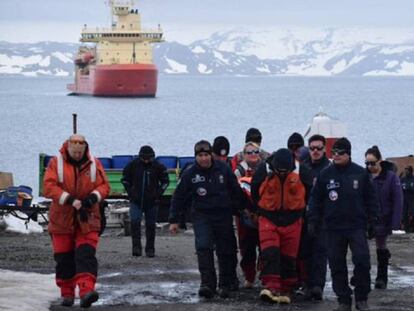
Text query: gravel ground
1 225 414 311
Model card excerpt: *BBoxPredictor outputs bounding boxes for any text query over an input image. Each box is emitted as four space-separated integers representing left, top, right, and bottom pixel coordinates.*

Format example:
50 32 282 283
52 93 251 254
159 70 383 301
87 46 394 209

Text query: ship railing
81 26 163 34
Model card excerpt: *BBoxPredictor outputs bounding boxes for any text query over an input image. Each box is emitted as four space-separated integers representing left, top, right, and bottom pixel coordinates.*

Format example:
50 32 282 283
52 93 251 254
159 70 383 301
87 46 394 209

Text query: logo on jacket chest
329 190 338 201
192 174 206 183
326 179 340 190
353 180 359 189
219 174 224 184
197 187 207 196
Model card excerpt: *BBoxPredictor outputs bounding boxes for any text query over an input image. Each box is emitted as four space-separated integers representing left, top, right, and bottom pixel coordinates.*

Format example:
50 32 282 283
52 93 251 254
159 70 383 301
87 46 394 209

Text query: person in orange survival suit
43 134 110 308
251 148 312 304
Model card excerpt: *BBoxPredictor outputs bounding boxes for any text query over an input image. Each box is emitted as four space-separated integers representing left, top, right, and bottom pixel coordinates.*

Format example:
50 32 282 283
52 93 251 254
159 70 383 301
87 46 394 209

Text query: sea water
0 75 413 196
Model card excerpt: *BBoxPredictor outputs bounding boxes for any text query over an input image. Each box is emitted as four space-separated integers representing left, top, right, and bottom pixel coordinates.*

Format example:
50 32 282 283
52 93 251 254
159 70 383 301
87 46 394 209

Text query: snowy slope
1 28 413 76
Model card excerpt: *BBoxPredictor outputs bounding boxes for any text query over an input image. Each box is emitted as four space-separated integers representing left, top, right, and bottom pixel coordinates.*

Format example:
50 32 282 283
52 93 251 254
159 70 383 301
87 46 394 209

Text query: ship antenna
72 113 77 134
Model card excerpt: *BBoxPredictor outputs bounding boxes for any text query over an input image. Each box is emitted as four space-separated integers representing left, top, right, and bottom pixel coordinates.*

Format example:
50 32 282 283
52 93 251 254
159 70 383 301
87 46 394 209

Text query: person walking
251 148 311 304
43 134 110 308
365 146 403 289
122 145 169 257
401 166 414 232
301 134 331 300
169 140 245 299
233 142 263 289
308 138 379 311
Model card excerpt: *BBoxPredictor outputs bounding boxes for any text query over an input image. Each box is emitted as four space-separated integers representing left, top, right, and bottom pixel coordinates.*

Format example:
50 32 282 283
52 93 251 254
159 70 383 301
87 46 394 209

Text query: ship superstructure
67 0 163 97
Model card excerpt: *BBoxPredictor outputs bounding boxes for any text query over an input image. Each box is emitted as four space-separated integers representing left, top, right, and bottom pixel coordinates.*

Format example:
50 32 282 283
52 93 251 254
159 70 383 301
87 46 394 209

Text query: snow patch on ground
164 57 188 74
0 269 58 311
191 46 205 54
51 51 72 63
385 60 399 69
197 63 212 74
0 54 42 66
1 212 43 234
39 56 50 67
213 51 229 64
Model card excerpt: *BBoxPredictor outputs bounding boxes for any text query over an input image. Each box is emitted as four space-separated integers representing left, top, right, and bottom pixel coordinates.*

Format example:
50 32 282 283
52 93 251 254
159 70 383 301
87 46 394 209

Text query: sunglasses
332 149 347 156
245 149 260 155
365 161 378 167
309 146 324 151
70 140 86 145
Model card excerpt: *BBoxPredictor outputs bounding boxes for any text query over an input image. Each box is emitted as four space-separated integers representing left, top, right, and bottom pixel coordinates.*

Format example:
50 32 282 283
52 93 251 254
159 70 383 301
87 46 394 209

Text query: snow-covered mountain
1 28 414 77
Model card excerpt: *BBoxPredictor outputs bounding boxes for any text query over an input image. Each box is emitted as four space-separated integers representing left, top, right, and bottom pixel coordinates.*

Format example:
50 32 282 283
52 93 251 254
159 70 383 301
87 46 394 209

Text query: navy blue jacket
122 158 169 206
169 159 243 223
308 161 379 231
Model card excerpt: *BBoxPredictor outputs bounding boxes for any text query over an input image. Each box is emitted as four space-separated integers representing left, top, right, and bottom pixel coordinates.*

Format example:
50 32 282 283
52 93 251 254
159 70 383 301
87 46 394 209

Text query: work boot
375 249 391 289
198 286 215 299
279 294 291 304
218 287 230 298
197 250 217 296
80 291 99 308
130 221 142 257
310 286 323 301
260 289 276 303
145 224 156 257
333 303 352 311
356 300 370 310
60 296 74 307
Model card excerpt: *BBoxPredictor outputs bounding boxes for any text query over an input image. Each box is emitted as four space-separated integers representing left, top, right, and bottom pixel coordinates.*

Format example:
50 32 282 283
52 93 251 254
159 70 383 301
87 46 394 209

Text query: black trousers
326 229 371 305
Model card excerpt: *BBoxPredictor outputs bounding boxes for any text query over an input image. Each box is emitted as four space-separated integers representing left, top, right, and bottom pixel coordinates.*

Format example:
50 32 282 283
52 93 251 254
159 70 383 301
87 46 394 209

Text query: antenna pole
72 113 77 134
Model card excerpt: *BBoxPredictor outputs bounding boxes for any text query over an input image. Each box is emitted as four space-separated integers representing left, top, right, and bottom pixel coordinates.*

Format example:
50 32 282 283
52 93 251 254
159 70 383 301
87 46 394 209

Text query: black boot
145 224 156 257
375 249 391 289
197 250 217 297
131 221 142 257
217 253 235 298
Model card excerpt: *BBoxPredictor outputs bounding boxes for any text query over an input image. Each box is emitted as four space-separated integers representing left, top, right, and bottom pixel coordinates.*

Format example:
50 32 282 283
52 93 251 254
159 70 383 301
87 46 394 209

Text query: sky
0 0 413 43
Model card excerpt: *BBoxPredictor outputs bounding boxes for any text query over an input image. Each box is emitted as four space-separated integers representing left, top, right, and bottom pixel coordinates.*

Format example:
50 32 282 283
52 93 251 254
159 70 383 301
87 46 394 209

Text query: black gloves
79 207 89 223
367 222 376 240
82 193 98 209
307 222 317 238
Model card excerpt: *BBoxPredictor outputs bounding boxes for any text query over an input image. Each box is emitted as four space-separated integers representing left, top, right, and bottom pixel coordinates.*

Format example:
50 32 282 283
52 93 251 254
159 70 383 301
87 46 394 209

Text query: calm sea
0 75 413 196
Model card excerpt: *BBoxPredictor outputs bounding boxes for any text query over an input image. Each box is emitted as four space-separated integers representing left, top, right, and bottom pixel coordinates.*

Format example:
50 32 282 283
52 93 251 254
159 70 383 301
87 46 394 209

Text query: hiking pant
326 229 371 305
259 216 302 293
192 210 237 290
51 230 99 298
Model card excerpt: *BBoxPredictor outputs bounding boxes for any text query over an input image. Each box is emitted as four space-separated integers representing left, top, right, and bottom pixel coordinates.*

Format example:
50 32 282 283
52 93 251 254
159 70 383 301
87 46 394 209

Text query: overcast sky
1 0 413 43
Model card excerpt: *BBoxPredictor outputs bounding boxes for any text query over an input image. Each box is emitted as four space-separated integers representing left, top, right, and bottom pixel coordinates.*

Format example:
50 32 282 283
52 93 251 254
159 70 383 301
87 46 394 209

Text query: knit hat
271 148 295 172
245 128 262 144
139 145 155 159
287 132 304 150
332 137 351 155
194 140 212 156
212 136 230 156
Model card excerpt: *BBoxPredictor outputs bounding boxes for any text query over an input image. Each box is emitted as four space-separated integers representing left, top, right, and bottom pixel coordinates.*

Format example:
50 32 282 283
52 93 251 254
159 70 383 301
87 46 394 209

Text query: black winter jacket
169 160 244 223
122 158 169 206
308 161 379 231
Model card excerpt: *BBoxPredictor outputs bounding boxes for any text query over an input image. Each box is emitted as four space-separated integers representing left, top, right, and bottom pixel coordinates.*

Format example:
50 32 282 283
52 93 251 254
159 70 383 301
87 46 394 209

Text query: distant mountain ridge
1 28 413 76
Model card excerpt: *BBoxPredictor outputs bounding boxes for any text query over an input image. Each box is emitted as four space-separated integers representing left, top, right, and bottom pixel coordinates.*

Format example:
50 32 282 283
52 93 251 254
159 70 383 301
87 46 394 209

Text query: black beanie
287 132 304 149
271 148 295 171
212 136 230 156
139 145 155 159
333 137 351 155
245 128 262 144
194 140 212 156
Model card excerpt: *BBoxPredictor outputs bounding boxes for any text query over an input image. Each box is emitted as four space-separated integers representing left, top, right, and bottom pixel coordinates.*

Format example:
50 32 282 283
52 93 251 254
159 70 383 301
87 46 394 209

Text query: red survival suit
43 141 110 300
252 160 308 295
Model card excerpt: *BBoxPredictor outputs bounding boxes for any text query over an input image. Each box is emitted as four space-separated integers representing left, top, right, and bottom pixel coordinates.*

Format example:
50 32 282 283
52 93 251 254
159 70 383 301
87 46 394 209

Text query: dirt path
1 226 414 311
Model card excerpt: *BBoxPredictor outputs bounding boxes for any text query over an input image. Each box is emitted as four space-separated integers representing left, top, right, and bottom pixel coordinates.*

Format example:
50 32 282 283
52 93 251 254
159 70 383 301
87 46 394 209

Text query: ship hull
67 64 158 97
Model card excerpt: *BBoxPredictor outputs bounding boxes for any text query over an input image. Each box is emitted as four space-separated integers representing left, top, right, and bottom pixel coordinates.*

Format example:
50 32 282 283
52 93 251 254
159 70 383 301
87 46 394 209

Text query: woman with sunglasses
233 142 263 289
365 146 403 289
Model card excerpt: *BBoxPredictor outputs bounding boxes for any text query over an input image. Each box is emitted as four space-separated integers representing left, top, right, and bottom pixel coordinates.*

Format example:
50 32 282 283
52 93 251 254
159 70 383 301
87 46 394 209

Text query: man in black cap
308 137 379 311
212 136 231 163
251 148 312 304
169 140 245 299
287 132 309 162
122 145 169 257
